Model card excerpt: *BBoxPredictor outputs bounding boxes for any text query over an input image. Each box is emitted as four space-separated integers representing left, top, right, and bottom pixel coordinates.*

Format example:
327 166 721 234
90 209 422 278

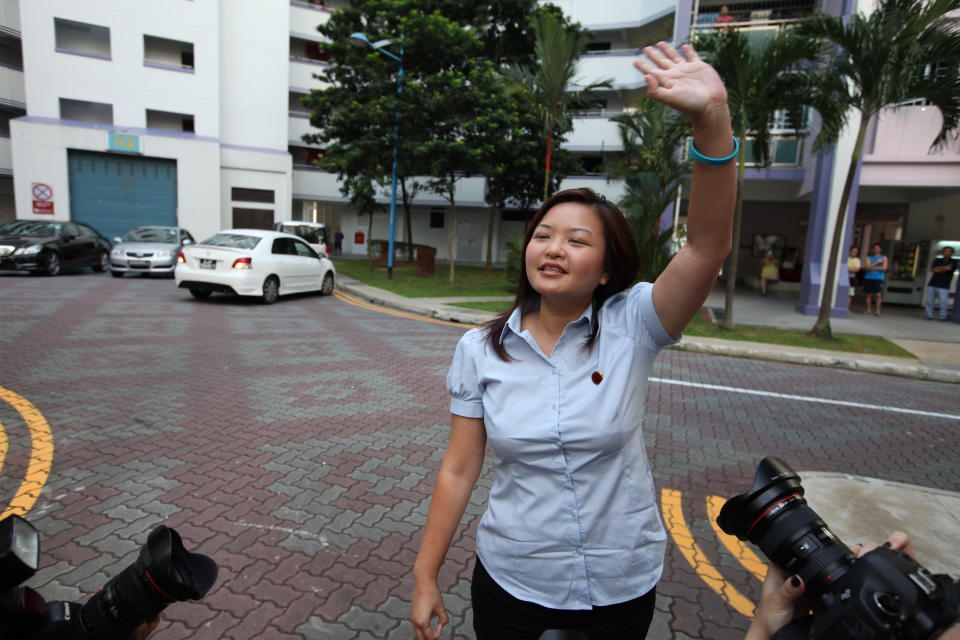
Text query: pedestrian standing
924 246 956 321
863 242 888 316
847 246 861 309
760 250 779 296
411 41 736 640
334 228 344 256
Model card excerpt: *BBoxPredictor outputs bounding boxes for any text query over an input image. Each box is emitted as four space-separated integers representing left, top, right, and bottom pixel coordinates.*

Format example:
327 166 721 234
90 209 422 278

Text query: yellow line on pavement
0 419 6 474
0 387 54 519
333 289 481 329
661 488 756 618
706 495 768 582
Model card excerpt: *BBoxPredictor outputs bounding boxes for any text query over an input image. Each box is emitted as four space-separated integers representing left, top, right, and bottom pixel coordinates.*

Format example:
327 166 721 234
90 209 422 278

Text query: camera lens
80 525 217 639
717 457 854 595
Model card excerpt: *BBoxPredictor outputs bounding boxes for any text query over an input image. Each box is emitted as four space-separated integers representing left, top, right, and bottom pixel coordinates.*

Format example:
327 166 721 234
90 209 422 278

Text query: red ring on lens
746 493 802 537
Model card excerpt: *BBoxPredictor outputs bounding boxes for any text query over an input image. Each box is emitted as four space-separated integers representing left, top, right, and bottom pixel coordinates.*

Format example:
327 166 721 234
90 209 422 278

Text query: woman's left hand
635 42 728 124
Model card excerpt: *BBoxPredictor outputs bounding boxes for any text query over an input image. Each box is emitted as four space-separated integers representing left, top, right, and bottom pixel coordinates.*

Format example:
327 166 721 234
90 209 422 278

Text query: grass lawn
333 258 515 298
337 261 915 359
684 313 916 358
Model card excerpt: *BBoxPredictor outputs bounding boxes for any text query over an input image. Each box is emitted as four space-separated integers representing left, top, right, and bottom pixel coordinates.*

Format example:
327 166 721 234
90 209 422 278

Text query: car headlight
13 245 42 256
111 247 124 257
154 249 171 258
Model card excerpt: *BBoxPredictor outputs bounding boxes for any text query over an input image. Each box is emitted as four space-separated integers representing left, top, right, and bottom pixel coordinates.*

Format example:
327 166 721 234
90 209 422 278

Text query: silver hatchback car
110 226 196 277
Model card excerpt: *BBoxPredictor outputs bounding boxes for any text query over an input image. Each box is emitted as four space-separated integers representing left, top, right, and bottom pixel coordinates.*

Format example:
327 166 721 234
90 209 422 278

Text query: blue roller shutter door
68 150 177 242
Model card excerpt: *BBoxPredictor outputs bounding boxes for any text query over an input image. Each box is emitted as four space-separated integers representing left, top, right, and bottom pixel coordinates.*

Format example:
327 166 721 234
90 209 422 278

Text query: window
232 208 273 230
232 188 275 203
586 42 611 52
430 209 445 229
146 109 195 133
60 98 113 125
180 230 195 243
293 240 317 258
55 18 111 59
143 35 194 71
272 237 297 255
75 223 98 238
63 222 81 238
289 146 324 166
289 92 309 114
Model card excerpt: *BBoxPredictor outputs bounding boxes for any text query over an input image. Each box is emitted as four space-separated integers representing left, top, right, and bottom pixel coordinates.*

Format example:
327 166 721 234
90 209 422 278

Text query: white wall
218 0 288 151
23 1 220 137
10 119 220 235
546 0 674 29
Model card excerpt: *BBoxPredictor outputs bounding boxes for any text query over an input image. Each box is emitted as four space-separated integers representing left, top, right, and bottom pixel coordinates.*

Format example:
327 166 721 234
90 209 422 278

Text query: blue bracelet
689 136 739 166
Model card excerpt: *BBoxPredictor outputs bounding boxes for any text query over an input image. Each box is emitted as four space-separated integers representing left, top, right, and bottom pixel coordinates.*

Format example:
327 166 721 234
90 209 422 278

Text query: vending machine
883 240 929 305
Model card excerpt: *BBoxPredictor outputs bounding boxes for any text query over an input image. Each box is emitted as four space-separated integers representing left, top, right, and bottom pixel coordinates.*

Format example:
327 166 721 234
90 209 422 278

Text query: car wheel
189 288 212 300
92 251 109 273
261 276 279 304
320 272 335 296
110 271 124 278
40 251 60 277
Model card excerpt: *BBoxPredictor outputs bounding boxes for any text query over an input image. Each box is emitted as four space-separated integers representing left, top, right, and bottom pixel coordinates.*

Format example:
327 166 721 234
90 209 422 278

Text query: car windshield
122 227 178 243
0 221 64 237
200 233 261 250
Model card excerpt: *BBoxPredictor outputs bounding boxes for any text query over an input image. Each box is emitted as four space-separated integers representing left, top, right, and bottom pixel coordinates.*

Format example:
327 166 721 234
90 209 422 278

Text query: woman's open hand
635 42 728 125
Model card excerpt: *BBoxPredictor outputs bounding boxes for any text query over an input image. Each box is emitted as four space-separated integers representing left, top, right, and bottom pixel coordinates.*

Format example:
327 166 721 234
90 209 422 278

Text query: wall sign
33 201 54 214
32 183 53 201
108 132 140 153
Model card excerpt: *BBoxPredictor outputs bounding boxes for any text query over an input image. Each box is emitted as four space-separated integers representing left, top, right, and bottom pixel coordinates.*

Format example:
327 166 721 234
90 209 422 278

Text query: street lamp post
349 32 403 279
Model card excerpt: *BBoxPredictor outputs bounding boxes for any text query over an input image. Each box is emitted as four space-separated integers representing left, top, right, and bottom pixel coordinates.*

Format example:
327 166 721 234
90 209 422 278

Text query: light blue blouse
447 282 678 610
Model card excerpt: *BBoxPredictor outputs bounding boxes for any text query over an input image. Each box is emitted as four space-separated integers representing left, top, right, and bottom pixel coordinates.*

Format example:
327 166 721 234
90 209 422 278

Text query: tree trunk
543 119 553 202
721 137 747 330
486 196 499 272
809 121 869 339
366 210 374 266
401 178 414 262
448 195 458 284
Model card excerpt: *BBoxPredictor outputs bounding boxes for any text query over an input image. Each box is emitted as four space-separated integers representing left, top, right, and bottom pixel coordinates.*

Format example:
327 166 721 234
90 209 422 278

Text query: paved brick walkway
2 273 957 639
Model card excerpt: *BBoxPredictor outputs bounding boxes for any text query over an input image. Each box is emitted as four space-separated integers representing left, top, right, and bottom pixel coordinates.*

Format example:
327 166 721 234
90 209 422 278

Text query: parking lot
2 272 958 639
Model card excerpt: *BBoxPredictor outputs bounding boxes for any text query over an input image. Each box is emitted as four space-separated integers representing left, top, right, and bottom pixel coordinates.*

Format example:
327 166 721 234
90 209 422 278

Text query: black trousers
471 559 656 640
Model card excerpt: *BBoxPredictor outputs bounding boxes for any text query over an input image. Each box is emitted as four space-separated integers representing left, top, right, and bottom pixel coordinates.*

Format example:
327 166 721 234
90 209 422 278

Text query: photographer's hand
745 568 805 640
129 616 159 640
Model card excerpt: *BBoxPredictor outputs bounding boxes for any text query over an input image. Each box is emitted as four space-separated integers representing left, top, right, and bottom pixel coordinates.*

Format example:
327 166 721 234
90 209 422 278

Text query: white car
175 229 336 304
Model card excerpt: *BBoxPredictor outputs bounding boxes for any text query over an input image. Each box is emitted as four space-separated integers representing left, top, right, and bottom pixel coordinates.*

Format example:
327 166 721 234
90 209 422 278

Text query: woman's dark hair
483 188 638 362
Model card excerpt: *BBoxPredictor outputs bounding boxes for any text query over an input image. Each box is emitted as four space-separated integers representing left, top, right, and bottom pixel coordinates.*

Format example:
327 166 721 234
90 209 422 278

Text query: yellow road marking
661 488 756 618
333 289 481 328
706 495 768 582
0 387 54 519
0 419 6 474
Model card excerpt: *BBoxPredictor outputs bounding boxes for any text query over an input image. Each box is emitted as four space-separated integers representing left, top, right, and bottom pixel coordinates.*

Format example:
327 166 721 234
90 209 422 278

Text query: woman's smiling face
525 202 609 306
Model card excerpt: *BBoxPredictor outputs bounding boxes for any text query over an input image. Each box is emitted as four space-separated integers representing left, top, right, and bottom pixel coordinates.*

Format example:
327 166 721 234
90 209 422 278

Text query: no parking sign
32 183 54 214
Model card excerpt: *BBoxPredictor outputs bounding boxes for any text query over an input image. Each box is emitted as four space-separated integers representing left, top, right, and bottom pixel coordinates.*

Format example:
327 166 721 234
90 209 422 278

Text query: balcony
0 0 20 37
290 1 331 38
0 134 11 175
861 106 960 188
289 57 331 92
0 61 24 107
692 0 816 33
565 115 624 152
547 0 676 30
289 113 321 146
577 50 645 90
742 134 804 166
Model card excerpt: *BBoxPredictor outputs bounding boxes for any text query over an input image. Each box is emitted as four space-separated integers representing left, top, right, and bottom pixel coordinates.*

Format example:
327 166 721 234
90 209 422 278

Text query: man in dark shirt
925 246 956 320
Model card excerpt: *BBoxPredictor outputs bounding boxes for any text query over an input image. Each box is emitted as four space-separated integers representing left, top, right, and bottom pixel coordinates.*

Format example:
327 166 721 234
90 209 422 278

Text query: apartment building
5 0 959 315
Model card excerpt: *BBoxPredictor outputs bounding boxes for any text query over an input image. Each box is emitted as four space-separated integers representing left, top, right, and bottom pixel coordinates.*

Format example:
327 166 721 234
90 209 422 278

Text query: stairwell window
144 35 195 72
55 18 111 60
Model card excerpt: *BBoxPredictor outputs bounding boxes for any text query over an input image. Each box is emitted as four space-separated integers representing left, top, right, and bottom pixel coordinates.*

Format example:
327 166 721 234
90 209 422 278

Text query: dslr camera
719 457 959 639
0 514 218 639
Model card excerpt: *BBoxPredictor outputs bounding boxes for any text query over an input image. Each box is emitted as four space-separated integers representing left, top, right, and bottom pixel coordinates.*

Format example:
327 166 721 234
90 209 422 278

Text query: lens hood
717 456 803 540
141 526 218 601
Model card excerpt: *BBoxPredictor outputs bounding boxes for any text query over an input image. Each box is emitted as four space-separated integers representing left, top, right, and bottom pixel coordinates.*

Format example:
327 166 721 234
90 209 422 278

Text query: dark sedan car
0 220 111 276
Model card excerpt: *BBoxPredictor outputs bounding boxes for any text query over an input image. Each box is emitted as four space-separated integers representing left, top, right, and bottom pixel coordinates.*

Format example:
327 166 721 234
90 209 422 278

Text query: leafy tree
798 0 960 338
695 27 847 330
502 11 612 200
610 101 691 282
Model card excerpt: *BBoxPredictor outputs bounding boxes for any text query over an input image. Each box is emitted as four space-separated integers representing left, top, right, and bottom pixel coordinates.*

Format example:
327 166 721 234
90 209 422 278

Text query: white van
273 221 328 256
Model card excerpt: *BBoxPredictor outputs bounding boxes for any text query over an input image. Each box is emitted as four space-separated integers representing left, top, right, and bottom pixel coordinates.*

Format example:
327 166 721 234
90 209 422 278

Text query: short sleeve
624 282 680 350
446 329 485 418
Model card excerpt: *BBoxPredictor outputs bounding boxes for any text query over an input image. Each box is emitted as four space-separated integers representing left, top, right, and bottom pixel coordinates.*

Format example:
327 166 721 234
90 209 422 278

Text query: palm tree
502 11 611 201
610 100 691 282
695 28 847 330
799 0 960 339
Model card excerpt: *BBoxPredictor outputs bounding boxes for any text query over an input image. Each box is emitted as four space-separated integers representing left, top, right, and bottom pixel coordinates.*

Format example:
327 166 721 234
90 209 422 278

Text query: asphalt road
2 273 957 639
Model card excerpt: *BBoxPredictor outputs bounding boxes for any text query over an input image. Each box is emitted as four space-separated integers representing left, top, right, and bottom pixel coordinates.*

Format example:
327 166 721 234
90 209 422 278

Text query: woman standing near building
863 242 888 316
847 246 862 309
410 41 736 640
760 250 780 296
